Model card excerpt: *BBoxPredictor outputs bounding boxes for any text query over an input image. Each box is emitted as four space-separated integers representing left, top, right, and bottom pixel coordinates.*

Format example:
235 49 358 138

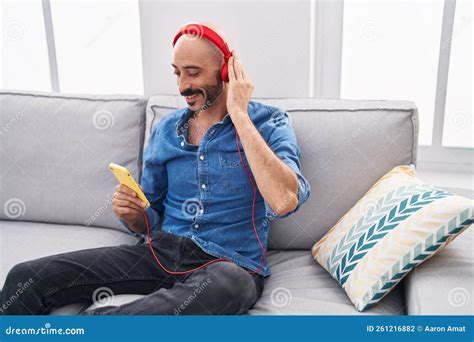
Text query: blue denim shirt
121 101 310 276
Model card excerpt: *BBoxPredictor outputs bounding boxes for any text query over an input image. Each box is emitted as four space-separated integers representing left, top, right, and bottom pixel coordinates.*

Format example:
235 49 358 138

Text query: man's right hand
112 184 148 227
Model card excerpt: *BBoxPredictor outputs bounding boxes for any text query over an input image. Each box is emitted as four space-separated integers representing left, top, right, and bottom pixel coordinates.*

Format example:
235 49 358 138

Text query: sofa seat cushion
77 250 407 315
404 227 474 315
1 222 404 315
247 250 405 315
0 220 139 287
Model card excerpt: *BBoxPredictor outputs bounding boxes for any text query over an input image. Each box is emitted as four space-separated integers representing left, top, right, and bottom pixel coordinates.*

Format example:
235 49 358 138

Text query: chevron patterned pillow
311 164 473 311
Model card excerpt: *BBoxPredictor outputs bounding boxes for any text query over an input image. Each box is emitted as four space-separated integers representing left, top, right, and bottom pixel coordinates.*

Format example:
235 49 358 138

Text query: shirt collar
175 107 193 137
175 107 232 137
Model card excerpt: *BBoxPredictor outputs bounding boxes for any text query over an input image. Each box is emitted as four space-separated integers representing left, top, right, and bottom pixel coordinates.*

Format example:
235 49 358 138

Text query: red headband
172 23 233 82
172 23 232 60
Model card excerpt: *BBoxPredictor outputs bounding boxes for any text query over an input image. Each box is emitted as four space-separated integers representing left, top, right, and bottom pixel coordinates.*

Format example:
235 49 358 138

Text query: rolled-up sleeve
119 121 168 236
263 110 311 220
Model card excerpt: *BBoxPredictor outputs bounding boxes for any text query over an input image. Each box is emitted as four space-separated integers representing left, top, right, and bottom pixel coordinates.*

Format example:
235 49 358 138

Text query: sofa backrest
147 95 418 249
0 90 147 230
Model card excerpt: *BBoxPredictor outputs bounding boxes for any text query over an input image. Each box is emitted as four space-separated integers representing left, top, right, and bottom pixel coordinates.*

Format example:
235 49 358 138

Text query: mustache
180 88 202 97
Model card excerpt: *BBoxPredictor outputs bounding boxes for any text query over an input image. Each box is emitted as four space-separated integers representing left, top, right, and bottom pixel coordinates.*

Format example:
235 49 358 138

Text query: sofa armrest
403 225 474 315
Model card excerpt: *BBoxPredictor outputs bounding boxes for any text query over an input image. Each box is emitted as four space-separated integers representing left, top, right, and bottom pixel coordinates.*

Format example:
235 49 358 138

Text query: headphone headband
172 23 232 60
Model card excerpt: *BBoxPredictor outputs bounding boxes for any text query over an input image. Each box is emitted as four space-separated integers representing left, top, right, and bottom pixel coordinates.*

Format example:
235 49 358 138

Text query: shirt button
199 154 204 160
194 223 199 229
180 141 184 147
201 184 206 190
199 209 204 215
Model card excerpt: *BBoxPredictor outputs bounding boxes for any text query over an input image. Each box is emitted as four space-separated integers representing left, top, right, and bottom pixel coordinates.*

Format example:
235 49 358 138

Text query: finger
113 199 144 212
116 188 138 201
233 56 243 81
114 192 146 208
240 62 250 81
115 206 141 217
117 184 136 197
228 56 236 82
232 52 245 80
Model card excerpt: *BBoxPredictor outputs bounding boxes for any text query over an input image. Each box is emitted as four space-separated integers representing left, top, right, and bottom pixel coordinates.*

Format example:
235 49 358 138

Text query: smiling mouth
185 93 200 101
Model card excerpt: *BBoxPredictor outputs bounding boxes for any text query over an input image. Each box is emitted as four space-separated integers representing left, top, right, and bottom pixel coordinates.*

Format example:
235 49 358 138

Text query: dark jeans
0 231 265 315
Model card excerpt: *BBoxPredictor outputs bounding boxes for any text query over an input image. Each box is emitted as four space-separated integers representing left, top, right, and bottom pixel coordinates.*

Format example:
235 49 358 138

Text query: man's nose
178 76 191 94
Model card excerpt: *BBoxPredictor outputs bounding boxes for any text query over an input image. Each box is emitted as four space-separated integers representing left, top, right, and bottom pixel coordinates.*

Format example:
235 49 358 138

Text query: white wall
138 0 313 98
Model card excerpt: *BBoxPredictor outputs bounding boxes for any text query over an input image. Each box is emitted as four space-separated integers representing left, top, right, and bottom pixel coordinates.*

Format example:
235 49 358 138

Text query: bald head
173 22 228 70
172 23 229 112
173 36 223 70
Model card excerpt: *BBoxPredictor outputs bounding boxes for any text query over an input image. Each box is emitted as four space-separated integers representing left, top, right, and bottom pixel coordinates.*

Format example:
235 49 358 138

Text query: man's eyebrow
171 63 201 70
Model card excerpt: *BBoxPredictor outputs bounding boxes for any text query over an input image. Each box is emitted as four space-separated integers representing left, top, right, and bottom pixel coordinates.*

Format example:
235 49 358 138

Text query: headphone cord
144 126 267 275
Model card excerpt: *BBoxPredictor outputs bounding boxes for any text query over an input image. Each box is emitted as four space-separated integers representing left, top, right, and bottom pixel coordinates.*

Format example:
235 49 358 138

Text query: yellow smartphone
108 163 150 208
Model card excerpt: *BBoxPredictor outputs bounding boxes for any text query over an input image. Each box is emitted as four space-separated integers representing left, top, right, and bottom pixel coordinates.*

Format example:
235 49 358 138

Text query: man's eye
189 72 199 77
173 72 180 76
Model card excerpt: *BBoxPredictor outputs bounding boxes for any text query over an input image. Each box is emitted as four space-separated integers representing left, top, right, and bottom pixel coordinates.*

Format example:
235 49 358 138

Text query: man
0 23 310 315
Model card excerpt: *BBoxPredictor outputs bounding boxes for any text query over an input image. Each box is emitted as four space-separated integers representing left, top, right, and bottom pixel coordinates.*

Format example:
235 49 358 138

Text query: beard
181 71 223 113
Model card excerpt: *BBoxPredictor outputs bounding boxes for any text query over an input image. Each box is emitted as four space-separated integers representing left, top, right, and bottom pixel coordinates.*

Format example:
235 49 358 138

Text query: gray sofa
1 90 472 315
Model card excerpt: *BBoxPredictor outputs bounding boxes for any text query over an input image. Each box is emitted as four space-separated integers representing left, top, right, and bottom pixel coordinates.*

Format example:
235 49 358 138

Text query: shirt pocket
218 151 255 193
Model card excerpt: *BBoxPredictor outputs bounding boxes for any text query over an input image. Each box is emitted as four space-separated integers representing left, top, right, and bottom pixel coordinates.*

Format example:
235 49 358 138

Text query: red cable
234 129 267 275
144 126 267 275
144 212 227 275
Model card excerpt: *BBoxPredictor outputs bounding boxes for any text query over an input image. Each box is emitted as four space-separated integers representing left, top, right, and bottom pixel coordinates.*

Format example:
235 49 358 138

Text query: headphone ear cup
221 62 229 83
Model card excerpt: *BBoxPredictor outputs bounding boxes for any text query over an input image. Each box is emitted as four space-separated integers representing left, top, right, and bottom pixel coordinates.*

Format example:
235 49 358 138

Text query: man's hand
226 52 254 119
112 184 147 227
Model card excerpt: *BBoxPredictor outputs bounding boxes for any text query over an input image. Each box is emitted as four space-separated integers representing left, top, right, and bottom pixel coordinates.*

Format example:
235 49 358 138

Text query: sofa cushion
403 187 474 315
311 165 473 311
146 95 418 249
247 250 405 315
0 220 139 287
55 250 406 315
0 90 147 230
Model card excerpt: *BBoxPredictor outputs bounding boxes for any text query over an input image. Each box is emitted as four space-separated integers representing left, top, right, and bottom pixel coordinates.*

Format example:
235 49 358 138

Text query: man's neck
193 96 228 125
